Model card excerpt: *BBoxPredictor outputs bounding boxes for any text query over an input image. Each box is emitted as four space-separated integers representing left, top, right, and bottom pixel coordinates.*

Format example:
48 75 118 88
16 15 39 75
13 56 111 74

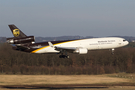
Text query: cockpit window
123 40 126 42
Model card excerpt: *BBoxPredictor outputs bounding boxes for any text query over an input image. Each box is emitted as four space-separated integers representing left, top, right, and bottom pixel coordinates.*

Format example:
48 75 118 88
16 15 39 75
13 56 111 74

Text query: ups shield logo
13 29 20 37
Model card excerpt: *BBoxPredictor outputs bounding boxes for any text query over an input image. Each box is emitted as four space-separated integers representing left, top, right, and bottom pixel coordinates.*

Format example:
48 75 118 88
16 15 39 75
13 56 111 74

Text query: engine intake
7 36 35 44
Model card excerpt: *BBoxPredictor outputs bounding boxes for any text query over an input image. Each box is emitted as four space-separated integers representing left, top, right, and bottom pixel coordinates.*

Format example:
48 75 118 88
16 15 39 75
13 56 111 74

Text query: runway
1 83 135 90
1 85 108 89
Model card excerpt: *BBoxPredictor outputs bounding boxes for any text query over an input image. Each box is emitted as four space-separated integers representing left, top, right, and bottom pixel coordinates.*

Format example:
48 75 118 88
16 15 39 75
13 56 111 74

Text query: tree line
0 43 135 75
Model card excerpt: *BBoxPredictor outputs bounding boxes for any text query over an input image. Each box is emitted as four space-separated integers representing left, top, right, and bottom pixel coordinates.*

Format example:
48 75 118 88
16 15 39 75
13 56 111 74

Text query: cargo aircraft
6 24 129 58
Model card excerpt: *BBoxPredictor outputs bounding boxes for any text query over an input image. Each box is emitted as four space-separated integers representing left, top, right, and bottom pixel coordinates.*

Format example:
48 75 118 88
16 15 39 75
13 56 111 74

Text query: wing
48 42 76 53
55 46 77 53
48 42 88 54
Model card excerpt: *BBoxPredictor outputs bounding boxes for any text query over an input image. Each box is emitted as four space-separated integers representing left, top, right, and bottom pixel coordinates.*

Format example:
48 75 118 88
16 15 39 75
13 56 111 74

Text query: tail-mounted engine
6 36 35 45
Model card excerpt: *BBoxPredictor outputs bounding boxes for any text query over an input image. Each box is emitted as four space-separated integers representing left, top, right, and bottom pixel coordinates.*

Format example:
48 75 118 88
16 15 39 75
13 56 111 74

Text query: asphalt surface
1 83 135 89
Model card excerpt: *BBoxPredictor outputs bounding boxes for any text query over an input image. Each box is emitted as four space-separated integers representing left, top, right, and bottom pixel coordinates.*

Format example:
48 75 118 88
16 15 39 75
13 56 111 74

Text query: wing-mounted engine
6 36 35 45
73 47 88 54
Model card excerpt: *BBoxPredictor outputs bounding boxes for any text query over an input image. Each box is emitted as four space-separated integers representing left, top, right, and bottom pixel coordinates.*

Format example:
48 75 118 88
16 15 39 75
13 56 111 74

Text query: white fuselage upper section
32 37 129 54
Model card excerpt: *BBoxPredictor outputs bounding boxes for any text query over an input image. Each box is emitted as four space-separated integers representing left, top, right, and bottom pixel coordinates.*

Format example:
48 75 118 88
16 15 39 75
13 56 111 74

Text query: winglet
48 42 54 48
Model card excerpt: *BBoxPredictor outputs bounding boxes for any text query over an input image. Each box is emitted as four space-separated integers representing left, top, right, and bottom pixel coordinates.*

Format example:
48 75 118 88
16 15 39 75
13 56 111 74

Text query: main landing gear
59 55 69 58
58 50 70 58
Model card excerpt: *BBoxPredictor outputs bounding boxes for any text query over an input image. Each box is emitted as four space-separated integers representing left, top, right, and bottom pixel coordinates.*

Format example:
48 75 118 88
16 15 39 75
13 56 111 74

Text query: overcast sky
0 0 135 37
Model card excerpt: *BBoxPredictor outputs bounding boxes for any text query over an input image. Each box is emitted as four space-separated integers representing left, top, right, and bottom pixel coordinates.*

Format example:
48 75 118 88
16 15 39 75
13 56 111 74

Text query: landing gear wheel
59 55 63 58
66 55 69 59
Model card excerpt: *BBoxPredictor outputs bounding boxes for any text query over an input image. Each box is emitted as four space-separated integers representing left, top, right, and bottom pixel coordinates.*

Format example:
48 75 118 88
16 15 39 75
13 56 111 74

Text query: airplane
6 24 129 58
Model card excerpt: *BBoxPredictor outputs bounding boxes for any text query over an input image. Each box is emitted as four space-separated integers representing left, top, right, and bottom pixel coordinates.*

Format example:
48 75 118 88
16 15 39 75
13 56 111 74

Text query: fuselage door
118 39 122 46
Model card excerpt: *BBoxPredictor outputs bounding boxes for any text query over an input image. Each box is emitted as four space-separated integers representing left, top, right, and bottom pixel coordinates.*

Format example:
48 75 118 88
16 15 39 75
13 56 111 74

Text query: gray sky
0 0 135 37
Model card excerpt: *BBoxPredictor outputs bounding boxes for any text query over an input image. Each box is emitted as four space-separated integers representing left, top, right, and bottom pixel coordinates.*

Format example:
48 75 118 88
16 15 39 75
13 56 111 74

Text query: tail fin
8 24 27 38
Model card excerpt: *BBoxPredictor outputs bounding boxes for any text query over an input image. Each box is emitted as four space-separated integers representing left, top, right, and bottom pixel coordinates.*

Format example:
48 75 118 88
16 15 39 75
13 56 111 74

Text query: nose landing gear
111 48 115 54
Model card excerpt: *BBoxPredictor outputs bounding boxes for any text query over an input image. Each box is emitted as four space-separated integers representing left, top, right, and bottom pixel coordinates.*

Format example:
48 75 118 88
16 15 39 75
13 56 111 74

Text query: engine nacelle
74 48 88 54
7 36 35 44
